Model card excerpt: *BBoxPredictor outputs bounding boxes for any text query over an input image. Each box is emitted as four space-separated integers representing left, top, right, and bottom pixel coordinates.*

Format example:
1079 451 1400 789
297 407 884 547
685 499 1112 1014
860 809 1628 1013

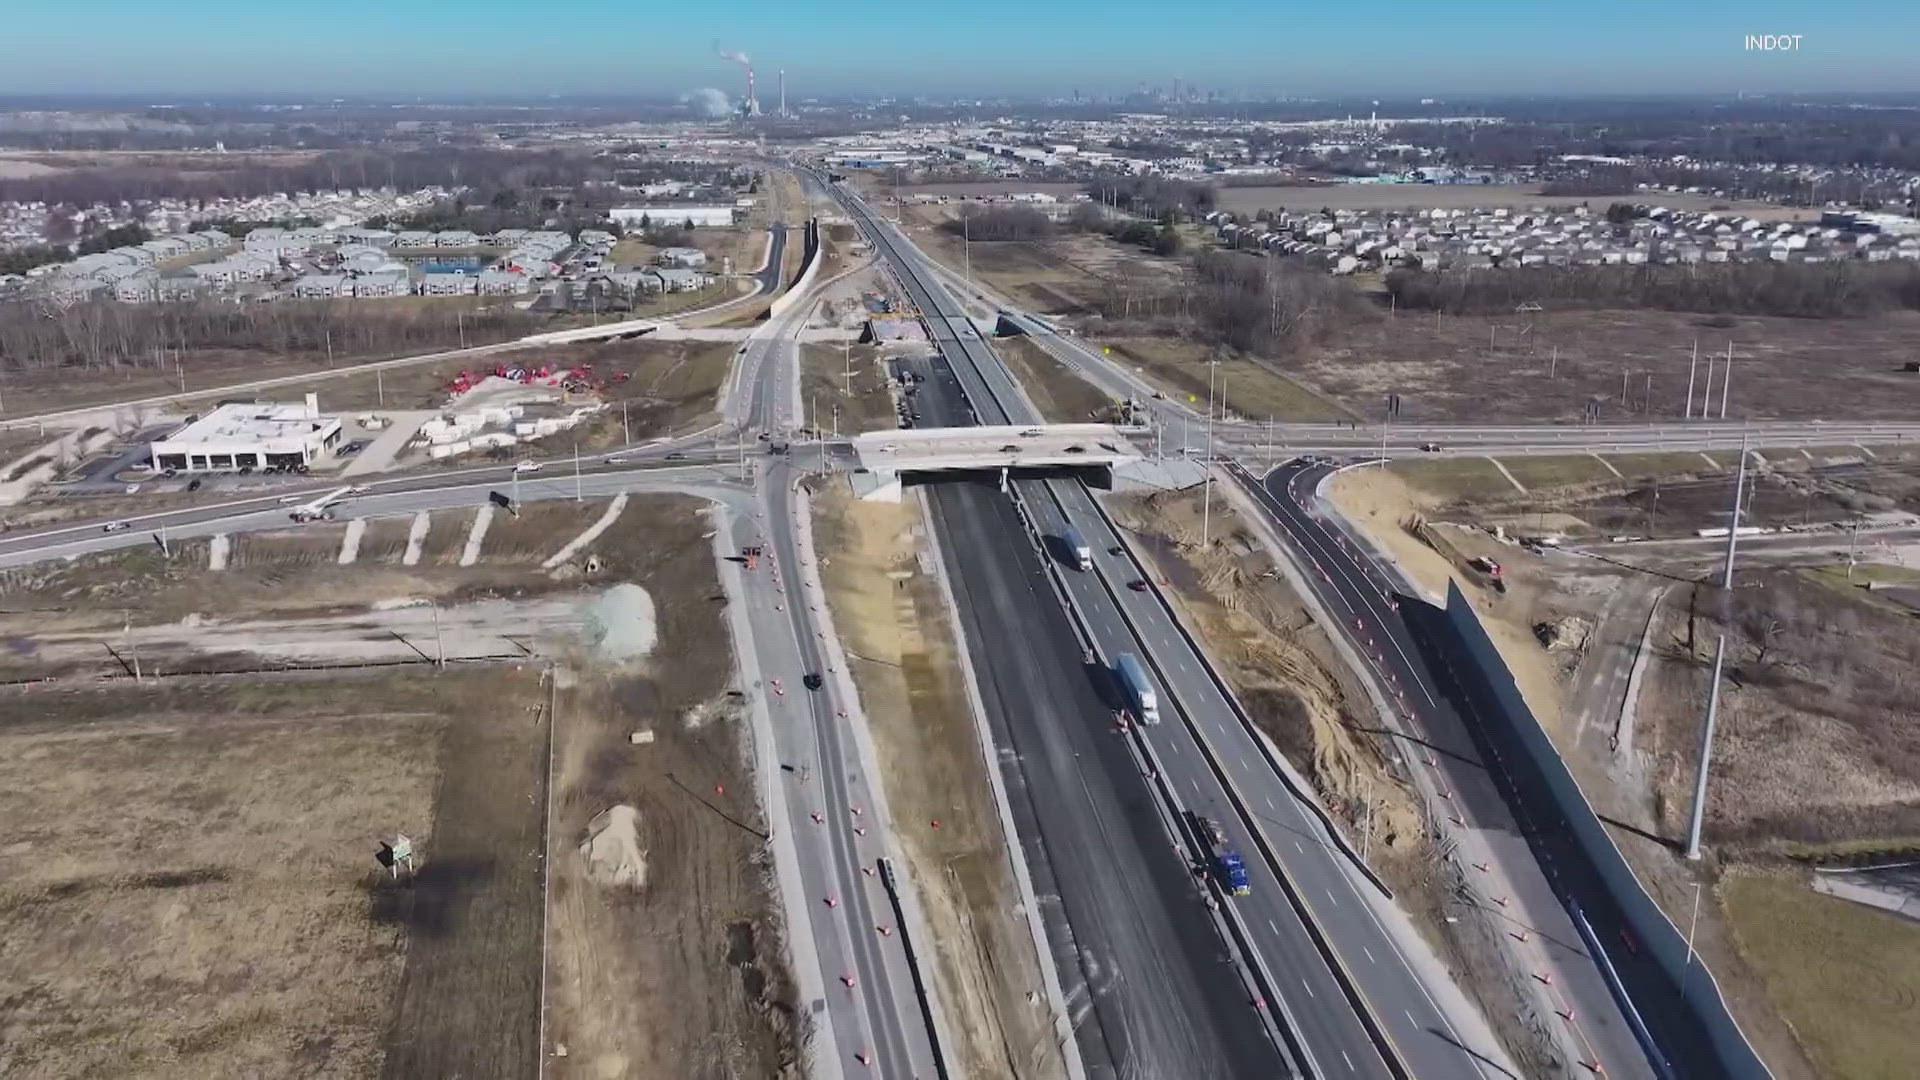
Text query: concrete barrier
768 218 822 319
1404 582 1771 1078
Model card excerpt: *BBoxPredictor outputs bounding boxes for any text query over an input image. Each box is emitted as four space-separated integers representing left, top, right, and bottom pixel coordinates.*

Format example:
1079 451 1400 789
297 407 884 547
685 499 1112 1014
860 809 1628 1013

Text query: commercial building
150 397 343 473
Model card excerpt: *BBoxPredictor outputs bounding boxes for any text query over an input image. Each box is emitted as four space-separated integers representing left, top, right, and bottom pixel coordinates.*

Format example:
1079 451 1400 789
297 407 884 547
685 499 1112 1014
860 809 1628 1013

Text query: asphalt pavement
831 173 1522 1080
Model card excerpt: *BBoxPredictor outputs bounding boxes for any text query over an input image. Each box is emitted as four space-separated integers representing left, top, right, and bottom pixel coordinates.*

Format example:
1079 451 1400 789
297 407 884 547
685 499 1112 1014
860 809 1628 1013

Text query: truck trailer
1114 652 1160 724
1062 525 1092 571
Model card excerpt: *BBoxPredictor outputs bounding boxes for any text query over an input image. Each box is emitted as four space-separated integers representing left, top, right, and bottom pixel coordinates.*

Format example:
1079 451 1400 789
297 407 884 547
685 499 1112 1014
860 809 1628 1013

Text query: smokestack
779 69 786 118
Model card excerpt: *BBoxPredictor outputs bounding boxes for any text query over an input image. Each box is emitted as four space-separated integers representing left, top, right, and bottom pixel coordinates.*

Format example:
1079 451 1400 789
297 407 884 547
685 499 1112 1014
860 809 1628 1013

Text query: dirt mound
580 583 657 661
578 805 648 890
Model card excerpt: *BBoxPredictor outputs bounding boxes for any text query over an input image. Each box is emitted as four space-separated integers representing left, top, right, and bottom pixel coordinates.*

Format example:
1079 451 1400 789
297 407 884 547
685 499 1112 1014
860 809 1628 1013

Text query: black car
665 452 686 461
802 673 824 690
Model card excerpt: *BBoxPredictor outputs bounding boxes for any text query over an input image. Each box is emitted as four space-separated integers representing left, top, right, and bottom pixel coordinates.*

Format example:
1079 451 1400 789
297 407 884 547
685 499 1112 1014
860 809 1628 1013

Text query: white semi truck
1114 652 1160 724
1062 525 1092 571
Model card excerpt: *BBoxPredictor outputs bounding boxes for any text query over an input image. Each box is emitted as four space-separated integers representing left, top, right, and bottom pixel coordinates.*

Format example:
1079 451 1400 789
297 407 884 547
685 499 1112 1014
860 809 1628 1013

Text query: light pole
1685 436 1749 862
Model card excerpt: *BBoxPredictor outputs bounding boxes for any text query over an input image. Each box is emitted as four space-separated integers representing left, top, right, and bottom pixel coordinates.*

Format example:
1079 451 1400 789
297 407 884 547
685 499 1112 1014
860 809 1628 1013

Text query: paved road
1238 459 1655 1078
831 171 1523 1080
723 217 946 1080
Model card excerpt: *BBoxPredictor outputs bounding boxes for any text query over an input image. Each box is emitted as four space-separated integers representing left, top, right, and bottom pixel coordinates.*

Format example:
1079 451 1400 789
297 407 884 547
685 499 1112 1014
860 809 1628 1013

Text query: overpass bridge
849 423 1143 498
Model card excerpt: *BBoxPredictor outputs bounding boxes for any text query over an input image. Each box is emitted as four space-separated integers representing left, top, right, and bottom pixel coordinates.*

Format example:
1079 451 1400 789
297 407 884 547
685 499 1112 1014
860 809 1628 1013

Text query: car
345 485 371 495
1063 445 1086 454
1420 442 1442 452
1108 545 1124 556
665 452 686 461
1127 579 1148 591
999 444 1020 453
802 673 824 690
277 495 301 504
513 461 542 473
186 478 202 491
1019 429 1043 438
605 454 629 465
124 483 142 495
101 521 130 533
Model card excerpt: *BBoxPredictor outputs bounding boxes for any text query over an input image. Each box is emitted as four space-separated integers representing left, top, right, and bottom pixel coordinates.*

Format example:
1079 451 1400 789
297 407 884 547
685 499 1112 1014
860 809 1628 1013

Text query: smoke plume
680 88 733 118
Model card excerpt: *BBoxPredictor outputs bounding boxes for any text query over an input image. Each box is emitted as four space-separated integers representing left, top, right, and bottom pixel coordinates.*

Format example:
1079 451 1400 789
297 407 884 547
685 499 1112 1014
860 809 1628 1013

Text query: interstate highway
833 174 1518 1078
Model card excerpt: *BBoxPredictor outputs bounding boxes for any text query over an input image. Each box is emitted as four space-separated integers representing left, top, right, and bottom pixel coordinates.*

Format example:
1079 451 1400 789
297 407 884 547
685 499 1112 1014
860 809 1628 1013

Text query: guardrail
876 857 953 1080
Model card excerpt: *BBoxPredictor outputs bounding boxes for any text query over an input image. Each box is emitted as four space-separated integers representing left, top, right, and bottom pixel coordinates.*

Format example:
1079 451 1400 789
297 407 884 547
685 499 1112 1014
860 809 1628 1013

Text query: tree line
1383 260 1920 319
0 298 544 376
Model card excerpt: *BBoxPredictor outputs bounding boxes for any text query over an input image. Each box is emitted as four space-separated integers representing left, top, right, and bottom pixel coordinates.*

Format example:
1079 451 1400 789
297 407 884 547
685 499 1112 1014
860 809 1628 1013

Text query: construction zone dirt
811 478 1067 1080
543 498 800 1080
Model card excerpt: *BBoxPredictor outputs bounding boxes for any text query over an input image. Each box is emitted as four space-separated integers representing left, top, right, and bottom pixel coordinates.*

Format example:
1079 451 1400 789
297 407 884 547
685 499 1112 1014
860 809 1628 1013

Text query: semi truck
1114 652 1159 724
1062 525 1092 571
1186 812 1250 896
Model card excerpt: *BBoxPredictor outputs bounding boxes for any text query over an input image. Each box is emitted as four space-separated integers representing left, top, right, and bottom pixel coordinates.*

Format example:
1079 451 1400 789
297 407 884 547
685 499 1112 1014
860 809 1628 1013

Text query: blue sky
3 0 1913 98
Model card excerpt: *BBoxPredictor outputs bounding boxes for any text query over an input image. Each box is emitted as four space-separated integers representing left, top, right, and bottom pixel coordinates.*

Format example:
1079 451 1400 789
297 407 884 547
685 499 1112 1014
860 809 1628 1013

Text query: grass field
800 343 899 435
1385 456 1522 501
0 668 546 1079
995 335 1116 423
1304 307 1920 423
1100 336 1356 423
1723 873 1920 1080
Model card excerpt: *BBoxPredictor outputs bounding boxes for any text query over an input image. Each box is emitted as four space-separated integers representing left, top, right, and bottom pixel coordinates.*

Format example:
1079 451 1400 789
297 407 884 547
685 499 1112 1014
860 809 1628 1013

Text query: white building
611 205 736 228
150 398 343 473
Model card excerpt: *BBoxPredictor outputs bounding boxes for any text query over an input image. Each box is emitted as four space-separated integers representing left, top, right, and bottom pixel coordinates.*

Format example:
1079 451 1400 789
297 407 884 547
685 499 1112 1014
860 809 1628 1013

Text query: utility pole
1719 341 1733 419
377 367 385 408
1685 436 1749 861
124 612 142 684
1201 360 1216 547
573 439 582 502
1685 339 1698 419
432 603 445 670
1549 345 1557 380
621 400 630 444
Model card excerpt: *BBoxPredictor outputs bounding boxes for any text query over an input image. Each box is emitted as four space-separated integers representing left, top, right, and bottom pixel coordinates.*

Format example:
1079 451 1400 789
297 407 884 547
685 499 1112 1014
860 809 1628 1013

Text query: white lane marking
1362 945 1376 964
1267 918 1280 935
1326 889 1340 906
1301 977 1315 998
1342 1050 1354 1071
1263 794 1276 810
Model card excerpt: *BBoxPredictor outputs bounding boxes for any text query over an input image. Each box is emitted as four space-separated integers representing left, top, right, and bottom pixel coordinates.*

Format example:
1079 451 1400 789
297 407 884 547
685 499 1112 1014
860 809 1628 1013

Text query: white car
344 485 371 495
513 461 542 473
277 495 301 504
101 521 131 533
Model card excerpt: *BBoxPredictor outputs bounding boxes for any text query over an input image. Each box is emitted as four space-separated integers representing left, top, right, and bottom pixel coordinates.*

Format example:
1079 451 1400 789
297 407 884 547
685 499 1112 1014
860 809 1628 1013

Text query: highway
1235 458 1655 1078
830 171 1521 1079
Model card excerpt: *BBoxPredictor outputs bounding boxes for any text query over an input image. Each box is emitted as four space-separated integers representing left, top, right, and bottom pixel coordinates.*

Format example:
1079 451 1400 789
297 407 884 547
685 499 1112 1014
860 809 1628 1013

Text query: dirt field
543 499 799 1080
811 480 1066 1080
1217 183 1814 220
994 335 1116 423
1304 307 1920 423
799 343 899 435
0 667 546 1079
